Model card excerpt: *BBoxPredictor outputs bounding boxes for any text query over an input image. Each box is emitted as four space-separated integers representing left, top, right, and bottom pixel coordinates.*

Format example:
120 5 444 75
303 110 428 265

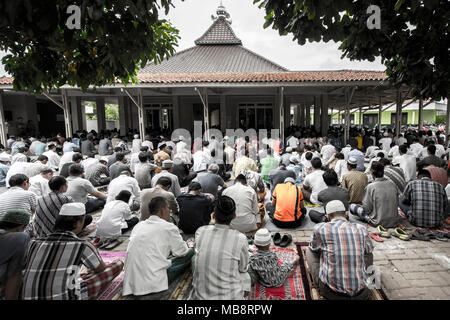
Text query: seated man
307 200 374 300
266 177 307 228
141 177 179 224
109 153 132 181
85 157 110 187
29 168 54 198
301 157 327 204
122 197 194 297
349 162 400 228
134 153 157 190
222 174 260 233
106 171 141 211
22 203 124 300
172 156 197 188
399 169 448 228
0 210 31 300
65 164 107 214
0 174 37 218
151 160 182 198
268 164 296 192
60 153 83 178
192 195 251 300
341 157 368 204
96 190 139 239
177 182 214 235
195 163 226 199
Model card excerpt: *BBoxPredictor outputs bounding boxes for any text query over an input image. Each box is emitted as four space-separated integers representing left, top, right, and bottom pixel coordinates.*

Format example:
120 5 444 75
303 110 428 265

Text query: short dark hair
68 163 84 176
156 176 172 188
379 158 390 166
305 152 313 161
371 161 384 178
54 215 85 232
188 181 202 192
49 176 67 191
41 168 53 175
418 168 431 178
48 144 56 149
116 190 132 203
322 169 338 186
399 145 408 154
148 197 168 216
140 146 149 152
114 147 123 153
116 153 125 161
9 174 29 187
235 174 247 184
376 152 385 159
427 144 436 155
72 153 83 162
311 157 322 169
18 147 28 153
138 153 148 163
214 195 236 225
37 155 48 162
335 153 344 160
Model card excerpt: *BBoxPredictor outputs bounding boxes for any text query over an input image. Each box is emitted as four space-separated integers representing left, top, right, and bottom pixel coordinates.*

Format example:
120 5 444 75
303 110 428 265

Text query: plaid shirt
22 231 102 300
309 218 374 296
402 177 448 228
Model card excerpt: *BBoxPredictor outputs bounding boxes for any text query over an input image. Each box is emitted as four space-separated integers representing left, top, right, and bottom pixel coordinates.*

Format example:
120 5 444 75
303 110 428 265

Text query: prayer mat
264 207 320 232
96 251 126 300
247 247 306 300
295 242 387 301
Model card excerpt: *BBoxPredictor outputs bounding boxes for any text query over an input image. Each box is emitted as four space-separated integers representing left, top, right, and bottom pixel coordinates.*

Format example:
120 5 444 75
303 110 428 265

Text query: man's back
196 172 224 198
342 170 368 204
193 224 250 300
109 162 131 181
222 183 258 233
363 178 399 228
318 186 349 209
269 168 296 191
177 193 212 234
151 170 181 197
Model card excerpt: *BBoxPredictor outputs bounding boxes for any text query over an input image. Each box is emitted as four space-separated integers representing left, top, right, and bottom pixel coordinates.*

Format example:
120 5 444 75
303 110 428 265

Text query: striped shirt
249 250 293 287
402 177 448 228
22 231 102 300
34 192 74 238
0 187 37 218
85 163 110 186
192 224 251 300
309 218 374 296
384 166 407 194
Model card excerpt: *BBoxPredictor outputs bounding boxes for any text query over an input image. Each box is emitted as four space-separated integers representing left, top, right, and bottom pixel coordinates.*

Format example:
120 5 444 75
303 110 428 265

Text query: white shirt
397 137 407 146
5 162 32 187
435 144 445 158
341 147 351 160
287 136 299 149
302 169 327 204
320 144 335 164
176 141 187 154
11 153 27 165
130 153 140 173
379 137 392 152
82 158 99 171
334 159 349 183
224 146 235 166
141 140 154 150
107 175 141 205
59 151 75 171
193 150 208 172
29 174 51 198
122 215 189 296
132 139 142 154
388 145 400 158
409 143 423 158
42 150 60 170
96 200 133 238
397 154 417 182
0 152 12 162
222 182 259 233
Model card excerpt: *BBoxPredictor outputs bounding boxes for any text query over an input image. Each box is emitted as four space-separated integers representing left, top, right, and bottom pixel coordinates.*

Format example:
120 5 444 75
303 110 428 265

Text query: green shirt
260 156 280 183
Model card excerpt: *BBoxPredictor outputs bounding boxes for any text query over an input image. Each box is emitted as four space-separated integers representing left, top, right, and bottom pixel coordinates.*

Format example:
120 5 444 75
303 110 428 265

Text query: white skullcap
223 136 229 141
0 154 10 162
100 157 109 163
179 136 184 141
286 147 293 152
325 200 346 215
134 134 139 139
284 177 296 184
59 203 86 216
347 157 357 165
254 228 272 246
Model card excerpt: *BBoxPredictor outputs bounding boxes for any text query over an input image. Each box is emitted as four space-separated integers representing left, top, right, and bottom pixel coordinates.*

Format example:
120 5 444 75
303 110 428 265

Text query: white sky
0 0 385 77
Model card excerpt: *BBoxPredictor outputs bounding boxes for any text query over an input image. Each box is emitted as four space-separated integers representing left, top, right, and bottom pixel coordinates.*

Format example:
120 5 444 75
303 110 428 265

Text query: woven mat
247 247 306 300
295 242 387 300
96 251 126 300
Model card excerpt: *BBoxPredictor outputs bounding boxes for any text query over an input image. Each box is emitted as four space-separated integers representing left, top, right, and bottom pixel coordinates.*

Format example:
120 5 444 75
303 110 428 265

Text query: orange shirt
272 183 304 222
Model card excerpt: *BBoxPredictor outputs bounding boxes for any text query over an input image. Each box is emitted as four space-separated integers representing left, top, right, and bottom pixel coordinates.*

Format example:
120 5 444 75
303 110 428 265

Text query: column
284 96 291 130
446 98 450 138
69 96 84 132
172 96 180 129
418 98 423 129
118 96 128 135
314 96 321 133
305 99 311 127
62 90 73 138
378 96 382 131
320 94 328 137
359 107 362 128
96 97 106 132
0 90 7 147
220 95 227 132
299 103 305 128
395 90 402 137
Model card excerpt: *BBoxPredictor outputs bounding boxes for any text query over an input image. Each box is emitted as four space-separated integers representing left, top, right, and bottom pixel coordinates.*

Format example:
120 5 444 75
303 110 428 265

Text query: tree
105 104 119 120
254 0 449 100
0 0 181 94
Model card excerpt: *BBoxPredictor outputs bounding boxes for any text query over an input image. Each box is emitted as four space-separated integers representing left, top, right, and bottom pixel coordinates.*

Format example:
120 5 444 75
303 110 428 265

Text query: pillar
284 96 291 130
305 100 311 127
172 96 180 129
314 96 321 133
418 98 423 129
96 97 106 132
299 103 305 128
359 107 362 128
446 98 450 138
118 96 129 135
320 94 328 137
395 90 402 137
0 90 7 147
378 96 382 131
220 95 227 132
61 90 73 138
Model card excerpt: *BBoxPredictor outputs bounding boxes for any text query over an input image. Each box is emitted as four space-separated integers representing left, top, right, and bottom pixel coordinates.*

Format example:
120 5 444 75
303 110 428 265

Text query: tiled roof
140 45 287 73
136 70 387 84
0 71 387 88
195 17 242 45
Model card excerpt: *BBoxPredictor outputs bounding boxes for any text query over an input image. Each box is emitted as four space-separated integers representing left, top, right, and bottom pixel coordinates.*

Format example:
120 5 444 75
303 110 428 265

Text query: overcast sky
0 0 385 76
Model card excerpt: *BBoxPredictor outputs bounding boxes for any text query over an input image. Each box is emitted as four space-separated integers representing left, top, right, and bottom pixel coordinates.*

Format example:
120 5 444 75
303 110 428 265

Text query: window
238 103 273 130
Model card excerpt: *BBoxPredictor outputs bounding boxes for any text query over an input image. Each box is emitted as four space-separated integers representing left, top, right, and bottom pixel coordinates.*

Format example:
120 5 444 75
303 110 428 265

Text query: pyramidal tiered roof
140 5 287 74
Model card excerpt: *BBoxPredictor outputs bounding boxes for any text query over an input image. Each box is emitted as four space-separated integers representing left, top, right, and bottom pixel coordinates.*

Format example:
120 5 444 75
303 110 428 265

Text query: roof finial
211 1 232 24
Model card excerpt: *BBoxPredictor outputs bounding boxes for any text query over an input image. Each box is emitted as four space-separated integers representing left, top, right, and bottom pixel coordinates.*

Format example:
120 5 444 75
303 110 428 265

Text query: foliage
0 0 181 94
254 0 449 100
84 101 118 121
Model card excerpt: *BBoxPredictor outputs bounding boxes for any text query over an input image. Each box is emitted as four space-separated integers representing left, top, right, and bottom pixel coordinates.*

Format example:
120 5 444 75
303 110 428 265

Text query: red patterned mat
247 247 306 300
97 251 126 300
